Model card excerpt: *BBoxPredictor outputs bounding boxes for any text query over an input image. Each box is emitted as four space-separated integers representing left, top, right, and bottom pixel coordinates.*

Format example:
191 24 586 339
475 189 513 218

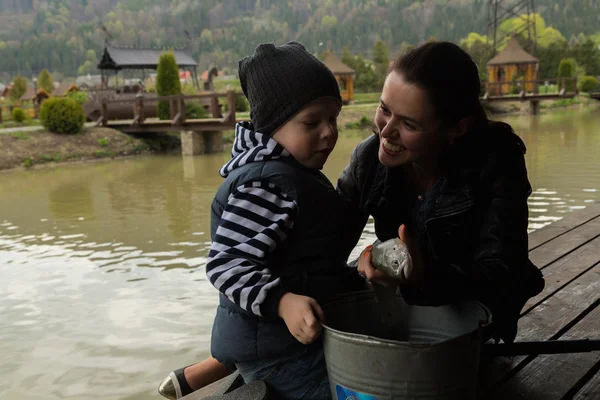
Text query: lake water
1 106 599 399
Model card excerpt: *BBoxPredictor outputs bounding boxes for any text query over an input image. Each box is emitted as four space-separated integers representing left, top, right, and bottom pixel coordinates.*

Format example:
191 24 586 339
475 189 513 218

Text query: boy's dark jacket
210 123 362 364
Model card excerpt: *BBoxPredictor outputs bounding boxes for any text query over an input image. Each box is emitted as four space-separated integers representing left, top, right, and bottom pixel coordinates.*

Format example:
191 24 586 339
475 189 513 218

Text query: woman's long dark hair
389 41 489 130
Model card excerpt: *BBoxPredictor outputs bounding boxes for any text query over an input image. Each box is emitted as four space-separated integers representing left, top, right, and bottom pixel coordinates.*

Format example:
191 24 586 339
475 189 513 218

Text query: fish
367 238 413 340
370 237 413 280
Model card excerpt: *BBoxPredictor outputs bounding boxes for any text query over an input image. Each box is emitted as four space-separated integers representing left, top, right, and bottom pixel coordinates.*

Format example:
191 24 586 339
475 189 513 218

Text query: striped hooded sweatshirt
206 122 296 318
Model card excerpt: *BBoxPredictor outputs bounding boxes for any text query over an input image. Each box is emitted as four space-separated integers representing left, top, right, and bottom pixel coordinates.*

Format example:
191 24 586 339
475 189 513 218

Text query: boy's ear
449 116 473 144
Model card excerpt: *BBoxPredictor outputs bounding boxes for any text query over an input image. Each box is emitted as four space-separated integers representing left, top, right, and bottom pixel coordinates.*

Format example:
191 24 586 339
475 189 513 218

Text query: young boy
161 41 362 400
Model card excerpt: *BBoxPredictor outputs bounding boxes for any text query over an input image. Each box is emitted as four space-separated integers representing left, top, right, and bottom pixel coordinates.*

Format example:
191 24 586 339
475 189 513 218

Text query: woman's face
375 71 449 169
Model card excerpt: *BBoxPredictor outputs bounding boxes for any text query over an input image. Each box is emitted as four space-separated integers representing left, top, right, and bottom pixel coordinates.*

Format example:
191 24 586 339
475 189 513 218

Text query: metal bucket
322 290 491 400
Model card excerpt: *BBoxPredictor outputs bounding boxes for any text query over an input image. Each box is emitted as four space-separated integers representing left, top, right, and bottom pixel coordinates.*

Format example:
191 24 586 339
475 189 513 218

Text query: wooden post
573 77 578 94
138 97 145 125
347 76 354 103
100 101 108 126
210 95 222 118
179 93 185 124
0 105 3 124
530 100 540 115
169 98 177 120
132 100 139 125
225 91 236 123
203 131 223 154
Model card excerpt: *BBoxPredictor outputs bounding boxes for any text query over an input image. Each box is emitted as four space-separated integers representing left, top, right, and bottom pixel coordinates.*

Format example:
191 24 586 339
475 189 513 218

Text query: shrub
235 95 249 112
156 52 182 120
39 97 85 134
345 116 373 130
12 107 26 123
184 102 208 119
223 94 249 112
558 58 576 92
577 76 599 93
66 91 88 105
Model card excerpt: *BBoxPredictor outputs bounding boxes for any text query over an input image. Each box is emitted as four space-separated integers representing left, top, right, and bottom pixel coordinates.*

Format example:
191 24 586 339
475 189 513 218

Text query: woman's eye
403 121 416 131
304 121 319 128
379 105 390 114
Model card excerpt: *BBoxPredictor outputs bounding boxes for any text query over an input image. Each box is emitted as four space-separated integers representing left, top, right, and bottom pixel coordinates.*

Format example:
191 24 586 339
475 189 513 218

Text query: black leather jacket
337 122 545 343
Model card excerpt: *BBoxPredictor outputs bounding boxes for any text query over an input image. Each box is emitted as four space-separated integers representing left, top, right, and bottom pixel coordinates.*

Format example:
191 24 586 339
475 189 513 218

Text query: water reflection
0 106 598 399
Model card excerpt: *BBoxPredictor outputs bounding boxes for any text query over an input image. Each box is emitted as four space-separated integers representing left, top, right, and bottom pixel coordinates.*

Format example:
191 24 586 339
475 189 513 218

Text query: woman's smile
381 138 406 155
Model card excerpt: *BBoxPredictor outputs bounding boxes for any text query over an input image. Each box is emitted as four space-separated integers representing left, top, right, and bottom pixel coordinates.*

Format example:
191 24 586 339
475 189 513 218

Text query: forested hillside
0 0 599 80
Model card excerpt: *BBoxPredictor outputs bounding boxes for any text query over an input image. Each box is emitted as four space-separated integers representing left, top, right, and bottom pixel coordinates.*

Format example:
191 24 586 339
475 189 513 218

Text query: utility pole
487 0 537 57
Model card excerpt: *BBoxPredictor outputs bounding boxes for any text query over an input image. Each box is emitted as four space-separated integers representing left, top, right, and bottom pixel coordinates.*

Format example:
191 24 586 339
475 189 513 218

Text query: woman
339 41 544 344
159 41 545 399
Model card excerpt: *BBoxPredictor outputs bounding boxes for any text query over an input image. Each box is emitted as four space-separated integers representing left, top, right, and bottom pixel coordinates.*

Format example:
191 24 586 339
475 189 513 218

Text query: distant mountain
0 0 599 80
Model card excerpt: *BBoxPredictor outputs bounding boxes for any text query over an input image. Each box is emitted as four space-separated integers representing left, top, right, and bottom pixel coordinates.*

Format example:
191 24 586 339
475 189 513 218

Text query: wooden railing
97 90 239 128
484 77 578 98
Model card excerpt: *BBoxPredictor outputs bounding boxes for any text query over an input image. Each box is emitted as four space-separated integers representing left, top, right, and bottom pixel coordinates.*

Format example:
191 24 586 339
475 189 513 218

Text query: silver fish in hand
371 237 412 281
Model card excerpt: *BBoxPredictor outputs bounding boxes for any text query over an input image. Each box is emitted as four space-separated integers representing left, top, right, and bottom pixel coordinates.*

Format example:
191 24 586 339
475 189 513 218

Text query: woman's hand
398 224 424 287
357 245 398 287
358 224 425 287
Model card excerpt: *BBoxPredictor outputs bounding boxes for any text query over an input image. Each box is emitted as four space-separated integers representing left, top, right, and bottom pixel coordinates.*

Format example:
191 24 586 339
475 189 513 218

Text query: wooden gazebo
323 54 355 104
97 45 199 89
487 38 539 95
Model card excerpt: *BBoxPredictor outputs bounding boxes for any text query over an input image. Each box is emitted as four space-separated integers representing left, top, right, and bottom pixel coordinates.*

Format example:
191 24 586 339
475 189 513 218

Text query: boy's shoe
158 366 195 400
159 369 246 400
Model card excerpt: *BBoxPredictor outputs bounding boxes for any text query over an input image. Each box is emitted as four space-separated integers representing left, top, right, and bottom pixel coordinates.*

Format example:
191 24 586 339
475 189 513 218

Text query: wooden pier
479 202 600 399
93 91 247 155
481 78 579 115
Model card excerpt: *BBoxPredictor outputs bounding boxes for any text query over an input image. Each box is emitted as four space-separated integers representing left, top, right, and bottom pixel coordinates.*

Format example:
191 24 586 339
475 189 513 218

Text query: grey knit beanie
238 41 342 135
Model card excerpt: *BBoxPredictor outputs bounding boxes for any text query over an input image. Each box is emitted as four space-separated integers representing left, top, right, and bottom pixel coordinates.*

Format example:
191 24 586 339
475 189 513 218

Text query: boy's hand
278 293 326 345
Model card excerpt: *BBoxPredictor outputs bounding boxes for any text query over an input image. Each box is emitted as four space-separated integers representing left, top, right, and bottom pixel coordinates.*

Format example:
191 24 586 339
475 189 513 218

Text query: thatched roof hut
323 54 355 104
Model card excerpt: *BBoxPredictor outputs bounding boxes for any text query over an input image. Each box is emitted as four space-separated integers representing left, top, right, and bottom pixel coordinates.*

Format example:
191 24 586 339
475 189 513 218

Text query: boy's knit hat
238 41 342 135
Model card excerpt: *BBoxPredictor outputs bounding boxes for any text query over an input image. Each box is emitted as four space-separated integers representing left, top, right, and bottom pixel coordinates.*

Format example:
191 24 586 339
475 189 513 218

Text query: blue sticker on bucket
335 384 378 400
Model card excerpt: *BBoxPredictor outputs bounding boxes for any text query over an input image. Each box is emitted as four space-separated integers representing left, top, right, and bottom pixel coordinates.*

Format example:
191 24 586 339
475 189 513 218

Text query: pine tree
10 76 27 101
372 40 390 90
37 69 54 93
156 51 182 120
558 58 576 92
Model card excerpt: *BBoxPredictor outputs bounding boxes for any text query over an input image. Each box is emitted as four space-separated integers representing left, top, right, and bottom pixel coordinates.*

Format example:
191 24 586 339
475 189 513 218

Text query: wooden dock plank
528 203 600 250
573 369 600 400
478 262 600 397
528 214 600 269
487 304 600 400
522 236 600 315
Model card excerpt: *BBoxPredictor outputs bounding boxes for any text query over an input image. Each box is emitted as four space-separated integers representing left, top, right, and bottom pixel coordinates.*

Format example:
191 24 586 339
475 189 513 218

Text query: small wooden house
19 87 51 117
1 84 12 99
52 82 80 97
487 38 539 96
323 54 355 104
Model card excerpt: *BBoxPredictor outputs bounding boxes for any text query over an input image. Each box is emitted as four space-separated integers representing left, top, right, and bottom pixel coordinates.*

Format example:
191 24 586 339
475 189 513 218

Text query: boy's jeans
235 345 331 399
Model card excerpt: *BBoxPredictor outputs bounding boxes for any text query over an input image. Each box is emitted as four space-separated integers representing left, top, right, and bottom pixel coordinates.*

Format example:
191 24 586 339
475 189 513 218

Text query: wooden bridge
92 90 247 155
481 77 578 115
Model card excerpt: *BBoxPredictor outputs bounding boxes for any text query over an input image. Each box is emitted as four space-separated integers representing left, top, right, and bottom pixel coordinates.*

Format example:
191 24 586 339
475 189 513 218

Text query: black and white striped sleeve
206 180 298 317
